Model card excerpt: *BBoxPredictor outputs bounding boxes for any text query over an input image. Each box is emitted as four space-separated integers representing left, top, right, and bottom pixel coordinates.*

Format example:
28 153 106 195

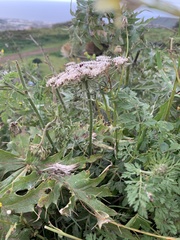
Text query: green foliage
0 1 180 240
0 24 69 54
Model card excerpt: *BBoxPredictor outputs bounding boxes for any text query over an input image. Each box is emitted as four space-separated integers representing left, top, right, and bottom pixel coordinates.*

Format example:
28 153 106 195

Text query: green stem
114 128 119 156
111 221 177 239
56 88 68 114
29 36 68 116
164 75 179 121
45 225 82 240
136 125 147 152
125 65 130 87
111 91 119 156
84 80 93 156
125 25 129 58
4 82 25 96
15 61 56 152
101 92 112 124
36 234 46 240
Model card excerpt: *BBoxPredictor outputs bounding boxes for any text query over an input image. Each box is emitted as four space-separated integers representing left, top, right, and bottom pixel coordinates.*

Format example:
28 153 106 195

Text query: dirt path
0 46 60 63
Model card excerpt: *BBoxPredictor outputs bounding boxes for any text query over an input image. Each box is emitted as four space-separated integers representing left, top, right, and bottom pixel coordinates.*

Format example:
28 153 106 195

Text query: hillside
0 22 70 55
0 18 51 31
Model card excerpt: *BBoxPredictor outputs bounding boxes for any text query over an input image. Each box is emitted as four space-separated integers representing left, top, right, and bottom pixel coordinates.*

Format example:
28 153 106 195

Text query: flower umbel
47 56 128 87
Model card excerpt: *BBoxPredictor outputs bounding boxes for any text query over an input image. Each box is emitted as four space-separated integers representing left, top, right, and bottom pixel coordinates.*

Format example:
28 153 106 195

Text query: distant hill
0 18 51 31
148 17 179 29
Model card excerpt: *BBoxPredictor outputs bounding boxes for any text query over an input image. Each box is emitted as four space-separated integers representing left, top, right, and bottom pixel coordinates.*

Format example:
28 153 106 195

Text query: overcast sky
0 0 178 3
50 0 180 19
0 0 179 22
0 0 179 7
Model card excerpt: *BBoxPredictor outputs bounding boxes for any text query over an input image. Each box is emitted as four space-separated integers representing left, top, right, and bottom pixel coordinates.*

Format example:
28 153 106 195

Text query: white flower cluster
47 56 128 87
42 163 78 176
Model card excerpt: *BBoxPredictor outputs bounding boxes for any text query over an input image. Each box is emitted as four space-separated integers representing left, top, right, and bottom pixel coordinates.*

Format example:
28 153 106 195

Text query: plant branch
56 88 68 114
111 221 177 240
84 79 93 156
45 225 82 240
29 35 67 114
164 66 179 121
15 61 56 151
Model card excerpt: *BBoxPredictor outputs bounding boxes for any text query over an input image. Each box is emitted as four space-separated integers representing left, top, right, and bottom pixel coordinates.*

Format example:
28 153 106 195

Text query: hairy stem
111 91 119 156
84 80 93 156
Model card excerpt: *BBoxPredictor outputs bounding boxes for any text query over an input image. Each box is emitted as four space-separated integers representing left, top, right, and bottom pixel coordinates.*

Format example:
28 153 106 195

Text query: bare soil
0 47 60 63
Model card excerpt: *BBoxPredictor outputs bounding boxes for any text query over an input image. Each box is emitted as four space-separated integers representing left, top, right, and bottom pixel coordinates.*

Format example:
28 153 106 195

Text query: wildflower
154 164 168 175
46 55 128 88
113 56 129 66
0 49 4 56
6 210 12 215
121 16 128 28
96 55 111 62
146 192 154 202
42 163 79 176
29 144 49 161
0 202 2 207
114 45 122 54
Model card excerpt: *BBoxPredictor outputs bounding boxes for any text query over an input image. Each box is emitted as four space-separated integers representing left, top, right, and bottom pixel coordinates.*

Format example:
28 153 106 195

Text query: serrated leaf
93 141 114 150
60 194 76 217
84 185 112 198
0 179 61 213
42 153 103 169
126 214 151 231
7 133 30 158
15 171 39 189
169 141 180 150
0 167 31 196
102 222 136 240
154 101 168 121
38 181 63 209
0 149 25 176
0 167 27 191
64 170 116 217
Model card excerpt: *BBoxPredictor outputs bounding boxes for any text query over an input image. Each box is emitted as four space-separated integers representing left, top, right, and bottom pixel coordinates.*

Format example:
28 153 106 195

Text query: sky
136 0 180 19
0 0 76 2
0 0 179 23
49 0 180 19
0 0 178 3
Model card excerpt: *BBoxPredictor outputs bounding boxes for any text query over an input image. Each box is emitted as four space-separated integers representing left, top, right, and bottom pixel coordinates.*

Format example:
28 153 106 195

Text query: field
0 23 179 80
0 23 70 54
145 27 179 47
0 23 71 76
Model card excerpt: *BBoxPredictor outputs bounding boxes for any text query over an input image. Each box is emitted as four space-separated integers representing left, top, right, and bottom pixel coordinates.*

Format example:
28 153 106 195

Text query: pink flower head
47 55 128 87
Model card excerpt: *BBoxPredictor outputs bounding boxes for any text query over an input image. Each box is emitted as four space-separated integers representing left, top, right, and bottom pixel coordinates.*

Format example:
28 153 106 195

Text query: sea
0 1 77 24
